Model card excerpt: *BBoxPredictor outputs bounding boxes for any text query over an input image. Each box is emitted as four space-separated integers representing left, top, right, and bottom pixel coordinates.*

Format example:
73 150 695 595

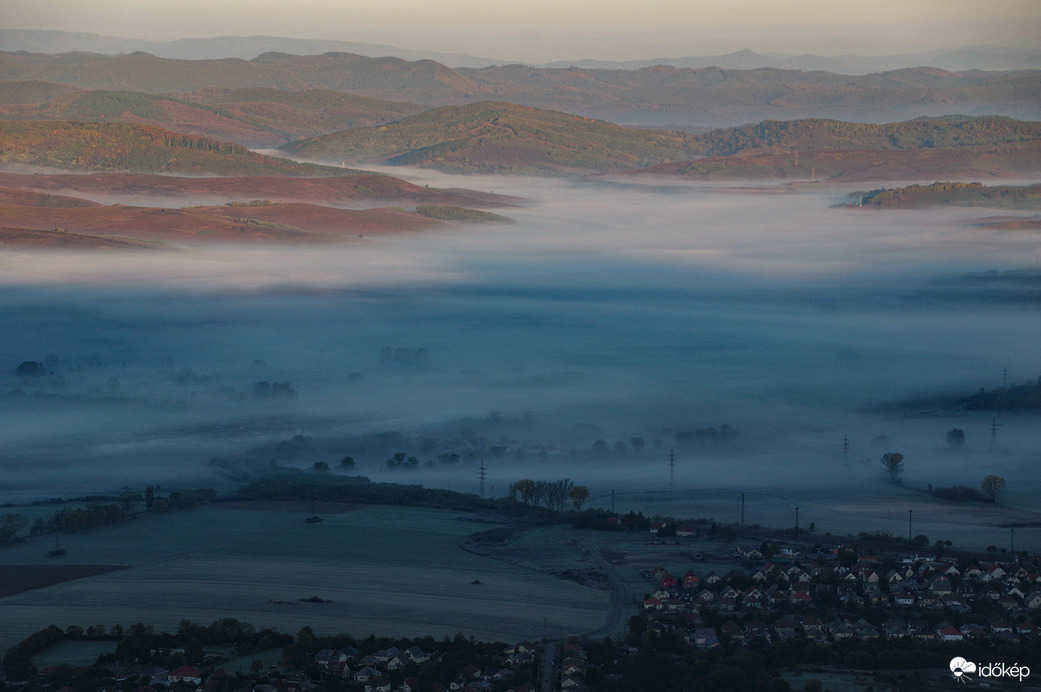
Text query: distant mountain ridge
0 29 498 68
2 50 1037 129
544 46 1041 74
3 30 1041 73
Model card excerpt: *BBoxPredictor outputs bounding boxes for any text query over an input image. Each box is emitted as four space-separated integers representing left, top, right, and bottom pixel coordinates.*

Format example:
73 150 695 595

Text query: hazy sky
5 0 1040 62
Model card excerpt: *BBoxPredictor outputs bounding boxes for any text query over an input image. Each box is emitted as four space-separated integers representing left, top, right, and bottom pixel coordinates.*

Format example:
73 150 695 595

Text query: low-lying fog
2 170 1039 544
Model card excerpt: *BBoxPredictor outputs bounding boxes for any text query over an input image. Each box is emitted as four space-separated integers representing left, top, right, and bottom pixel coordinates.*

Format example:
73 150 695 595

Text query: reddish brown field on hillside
0 189 445 247
0 172 514 207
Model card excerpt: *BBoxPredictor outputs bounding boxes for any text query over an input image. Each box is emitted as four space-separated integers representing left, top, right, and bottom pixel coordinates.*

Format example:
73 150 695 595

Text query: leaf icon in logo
950 657 977 677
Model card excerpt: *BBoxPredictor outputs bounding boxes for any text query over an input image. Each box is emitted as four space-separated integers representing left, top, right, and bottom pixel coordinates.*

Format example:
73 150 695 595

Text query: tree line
509 478 589 511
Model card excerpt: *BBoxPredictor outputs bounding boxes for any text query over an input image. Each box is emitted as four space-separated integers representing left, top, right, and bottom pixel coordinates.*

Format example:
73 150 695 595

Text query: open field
0 565 128 598
602 485 1041 554
0 504 607 650
31 640 118 668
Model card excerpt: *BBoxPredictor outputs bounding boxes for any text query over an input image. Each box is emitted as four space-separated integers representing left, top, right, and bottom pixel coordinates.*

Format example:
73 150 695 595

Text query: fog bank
2 172 1039 545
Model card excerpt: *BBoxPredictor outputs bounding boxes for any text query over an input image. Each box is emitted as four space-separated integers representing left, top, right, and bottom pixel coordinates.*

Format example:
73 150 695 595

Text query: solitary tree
980 475 1006 503
569 485 590 511
880 452 904 482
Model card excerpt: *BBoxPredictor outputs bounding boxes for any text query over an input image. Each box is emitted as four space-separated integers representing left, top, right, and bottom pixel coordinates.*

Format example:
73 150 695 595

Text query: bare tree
880 452 904 482
532 480 549 508
980 475 1006 503
510 479 536 504
545 479 575 511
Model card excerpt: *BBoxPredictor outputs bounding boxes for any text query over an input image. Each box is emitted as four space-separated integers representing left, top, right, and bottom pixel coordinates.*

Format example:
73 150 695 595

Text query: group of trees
385 452 420 470
0 513 28 545
881 450 1007 502
591 437 649 458
509 478 589 511
0 486 214 545
251 381 297 399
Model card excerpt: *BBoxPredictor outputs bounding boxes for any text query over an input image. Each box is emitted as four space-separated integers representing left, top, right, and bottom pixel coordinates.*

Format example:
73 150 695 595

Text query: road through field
577 538 631 639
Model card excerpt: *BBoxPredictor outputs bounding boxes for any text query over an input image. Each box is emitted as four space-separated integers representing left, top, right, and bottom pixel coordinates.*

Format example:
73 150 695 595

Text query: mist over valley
4 13 1041 682
3 170 1039 548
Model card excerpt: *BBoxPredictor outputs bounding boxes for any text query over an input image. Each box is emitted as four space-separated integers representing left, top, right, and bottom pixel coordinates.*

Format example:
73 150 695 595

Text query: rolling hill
629 144 1041 182
0 120 354 175
280 109 1041 178
686 116 1041 156
0 79 82 105
181 87 426 144
0 84 427 146
854 181 1041 209
626 116 1041 181
280 101 705 174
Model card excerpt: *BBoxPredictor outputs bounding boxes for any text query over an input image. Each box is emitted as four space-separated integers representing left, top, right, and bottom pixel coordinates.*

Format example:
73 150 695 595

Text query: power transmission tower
668 448 676 487
479 459 486 497
842 434 850 459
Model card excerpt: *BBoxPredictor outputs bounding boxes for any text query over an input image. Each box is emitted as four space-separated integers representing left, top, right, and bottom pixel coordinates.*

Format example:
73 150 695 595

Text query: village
5 519 1041 692
637 540 1041 647
3 631 589 692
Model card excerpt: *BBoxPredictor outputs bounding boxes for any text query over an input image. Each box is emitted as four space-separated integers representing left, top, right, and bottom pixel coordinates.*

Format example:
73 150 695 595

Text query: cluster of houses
639 545 1041 647
555 639 590 692
30 663 240 692
17 641 544 692
310 642 539 692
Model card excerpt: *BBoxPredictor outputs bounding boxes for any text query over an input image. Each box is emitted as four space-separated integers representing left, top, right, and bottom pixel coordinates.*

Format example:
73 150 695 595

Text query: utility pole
794 506 800 535
842 434 850 460
741 493 745 526
611 488 615 513
479 459 486 497
668 448 676 487
908 510 912 542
